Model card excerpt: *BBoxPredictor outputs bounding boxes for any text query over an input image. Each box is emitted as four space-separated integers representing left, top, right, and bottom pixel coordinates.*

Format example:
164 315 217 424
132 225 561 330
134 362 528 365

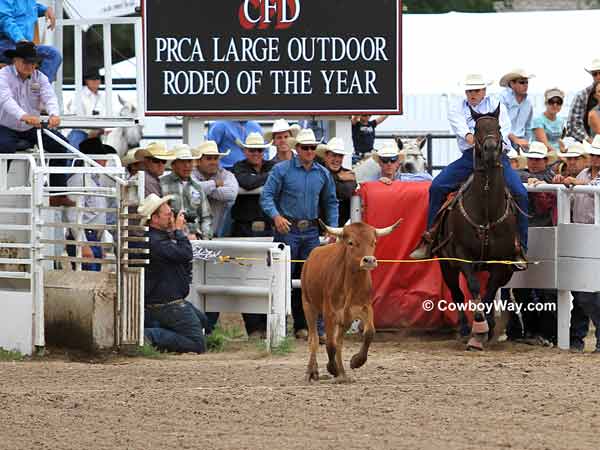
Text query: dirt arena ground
1 325 598 450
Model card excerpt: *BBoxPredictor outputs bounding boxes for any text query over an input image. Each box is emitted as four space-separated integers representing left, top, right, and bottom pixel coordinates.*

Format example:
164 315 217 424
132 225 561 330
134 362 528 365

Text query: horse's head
394 135 427 173
118 95 143 148
469 105 503 170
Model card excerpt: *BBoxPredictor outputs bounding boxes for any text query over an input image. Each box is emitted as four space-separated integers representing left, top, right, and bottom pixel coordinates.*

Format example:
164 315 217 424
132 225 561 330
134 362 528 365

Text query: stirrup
409 233 433 260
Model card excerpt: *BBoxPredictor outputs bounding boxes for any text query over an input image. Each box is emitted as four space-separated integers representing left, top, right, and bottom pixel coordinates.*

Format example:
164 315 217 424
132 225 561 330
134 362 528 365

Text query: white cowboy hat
289 128 322 147
171 144 199 161
589 135 600 156
499 68 535 87
137 193 175 223
544 87 565 102
316 137 352 159
372 141 401 163
192 140 231 158
585 58 600 74
121 147 143 166
135 142 175 161
241 132 271 149
264 119 300 141
507 148 520 159
460 73 493 90
562 142 586 158
525 141 548 159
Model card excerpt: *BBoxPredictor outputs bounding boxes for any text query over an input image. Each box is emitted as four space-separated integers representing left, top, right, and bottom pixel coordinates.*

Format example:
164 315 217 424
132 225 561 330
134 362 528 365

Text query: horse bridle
473 117 503 171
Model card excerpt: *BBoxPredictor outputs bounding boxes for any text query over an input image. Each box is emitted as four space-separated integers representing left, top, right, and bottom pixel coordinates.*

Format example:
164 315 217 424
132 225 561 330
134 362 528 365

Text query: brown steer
302 219 402 383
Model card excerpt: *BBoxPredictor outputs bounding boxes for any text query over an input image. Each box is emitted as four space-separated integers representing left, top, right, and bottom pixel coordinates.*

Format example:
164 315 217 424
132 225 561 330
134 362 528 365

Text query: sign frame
141 0 402 117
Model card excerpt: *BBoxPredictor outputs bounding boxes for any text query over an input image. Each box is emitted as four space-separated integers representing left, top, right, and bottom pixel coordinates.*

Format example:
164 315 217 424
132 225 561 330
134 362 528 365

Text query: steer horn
318 219 344 237
375 218 403 237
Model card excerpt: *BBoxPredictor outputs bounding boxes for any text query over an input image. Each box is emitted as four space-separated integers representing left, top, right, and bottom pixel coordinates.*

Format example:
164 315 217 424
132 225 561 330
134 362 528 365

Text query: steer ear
375 218 403 237
319 219 344 237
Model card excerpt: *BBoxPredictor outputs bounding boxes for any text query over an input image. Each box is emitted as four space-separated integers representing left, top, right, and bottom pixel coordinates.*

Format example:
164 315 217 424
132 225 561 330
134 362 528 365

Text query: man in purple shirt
0 41 72 206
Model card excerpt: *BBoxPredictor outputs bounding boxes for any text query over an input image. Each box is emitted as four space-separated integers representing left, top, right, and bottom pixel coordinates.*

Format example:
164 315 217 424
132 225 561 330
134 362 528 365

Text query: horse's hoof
326 361 339 377
466 337 484 351
350 353 367 369
471 319 489 334
305 369 319 383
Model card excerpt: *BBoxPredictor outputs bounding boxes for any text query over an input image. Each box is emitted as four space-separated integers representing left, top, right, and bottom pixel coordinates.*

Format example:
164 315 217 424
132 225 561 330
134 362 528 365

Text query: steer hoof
326 360 339 377
466 337 484 351
350 353 367 369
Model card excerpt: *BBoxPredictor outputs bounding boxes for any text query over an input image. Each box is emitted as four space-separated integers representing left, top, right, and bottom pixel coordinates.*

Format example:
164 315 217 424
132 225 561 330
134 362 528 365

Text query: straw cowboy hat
288 128 322 147
460 73 493 90
264 119 301 141
499 68 535 87
135 142 175 161
585 58 600 74
241 132 271 149
121 148 142 166
137 193 175 223
562 142 586 158
524 141 548 159
588 136 600 156
192 140 230 158
315 137 352 159
372 141 401 163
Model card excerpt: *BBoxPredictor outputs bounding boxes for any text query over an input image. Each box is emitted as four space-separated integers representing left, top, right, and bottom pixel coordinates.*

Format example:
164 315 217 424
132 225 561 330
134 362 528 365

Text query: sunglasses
592 71 600 77
379 157 399 164
247 148 265 153
300 145 317 151
516 79 529 85
147 157 166 164
548 98 563 105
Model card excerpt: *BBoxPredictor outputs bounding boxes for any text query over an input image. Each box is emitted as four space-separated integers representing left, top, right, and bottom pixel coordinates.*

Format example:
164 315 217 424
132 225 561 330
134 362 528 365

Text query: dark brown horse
436 105 519 350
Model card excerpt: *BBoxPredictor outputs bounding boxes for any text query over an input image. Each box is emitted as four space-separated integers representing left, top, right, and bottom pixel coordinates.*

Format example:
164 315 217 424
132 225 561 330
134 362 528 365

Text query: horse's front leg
461 264 488 351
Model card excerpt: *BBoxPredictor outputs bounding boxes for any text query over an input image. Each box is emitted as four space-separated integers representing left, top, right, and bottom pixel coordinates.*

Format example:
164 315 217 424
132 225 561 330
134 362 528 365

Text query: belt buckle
296 220 309 230
251 221 265 232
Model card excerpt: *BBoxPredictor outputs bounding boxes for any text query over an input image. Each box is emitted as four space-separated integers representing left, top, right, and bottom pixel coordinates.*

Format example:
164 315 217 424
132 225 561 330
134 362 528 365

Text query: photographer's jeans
0 39 62 82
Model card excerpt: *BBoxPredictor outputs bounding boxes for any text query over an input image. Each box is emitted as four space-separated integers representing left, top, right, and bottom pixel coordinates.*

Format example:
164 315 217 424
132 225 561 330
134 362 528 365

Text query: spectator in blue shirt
207 120 262 169
0 0 62 82
261 128 338 339
499 69 534 151
532 88 566 154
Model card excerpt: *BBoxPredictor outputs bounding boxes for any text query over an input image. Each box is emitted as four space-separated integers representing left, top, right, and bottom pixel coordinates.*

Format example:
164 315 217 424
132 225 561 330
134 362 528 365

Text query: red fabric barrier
360 181 486 329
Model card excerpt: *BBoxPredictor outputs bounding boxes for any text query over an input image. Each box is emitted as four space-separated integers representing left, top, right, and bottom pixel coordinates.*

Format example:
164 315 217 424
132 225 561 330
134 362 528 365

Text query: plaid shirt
160 172 213 239
567 85 594 142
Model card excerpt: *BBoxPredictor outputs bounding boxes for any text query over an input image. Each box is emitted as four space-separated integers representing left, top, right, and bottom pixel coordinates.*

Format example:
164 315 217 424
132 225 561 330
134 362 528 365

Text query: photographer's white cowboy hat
372 141 401 163
524 141 548 159
137 193 175 223
562 142 586 158
460 73 493 90
241 132 271 149
499 68 535 87
289 128 322 147
315 137 352 159
264 119 300 141
135 142 175 161
585 58 600 74
589 136 600 156
192 140 231 158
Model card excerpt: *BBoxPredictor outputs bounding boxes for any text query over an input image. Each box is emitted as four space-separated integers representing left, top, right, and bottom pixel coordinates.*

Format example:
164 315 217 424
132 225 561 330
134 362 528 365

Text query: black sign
143 0 401 116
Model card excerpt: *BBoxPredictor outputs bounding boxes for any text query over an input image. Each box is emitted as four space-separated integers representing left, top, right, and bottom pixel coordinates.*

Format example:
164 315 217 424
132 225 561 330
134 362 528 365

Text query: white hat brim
499 72 535 87
461 81 493 90
524 153 547 159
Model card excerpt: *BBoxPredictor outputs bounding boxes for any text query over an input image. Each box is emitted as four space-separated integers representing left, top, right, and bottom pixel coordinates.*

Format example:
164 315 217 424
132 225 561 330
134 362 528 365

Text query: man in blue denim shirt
261 128 338 338
140 193 209 353
498 69 534 152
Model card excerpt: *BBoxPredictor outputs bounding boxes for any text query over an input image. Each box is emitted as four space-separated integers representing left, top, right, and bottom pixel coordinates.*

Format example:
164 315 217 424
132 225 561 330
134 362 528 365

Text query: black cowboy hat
83 68 102 81
4 41 43 63
79 138 117 155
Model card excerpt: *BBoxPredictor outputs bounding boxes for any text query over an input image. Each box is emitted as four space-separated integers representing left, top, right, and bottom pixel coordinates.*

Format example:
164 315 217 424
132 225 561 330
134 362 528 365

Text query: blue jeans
274 225 324 335
144 300 208 353
0 39 62 82
428 150 529 250
66 229 102 271
570 291 600 349
67 130 88 150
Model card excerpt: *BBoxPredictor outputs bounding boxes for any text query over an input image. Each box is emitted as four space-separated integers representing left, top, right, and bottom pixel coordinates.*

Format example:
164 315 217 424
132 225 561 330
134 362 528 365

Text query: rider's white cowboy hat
192 140 230 158
372 141 401 163
562 142 586 158
524 141 548 159
589 136 600 156
135 142 175 161
507 148 520 159
499 69 535 87
264 119 300 141
460 73 493 90
316 137 352 159
241 132 271 149
288 129 322 147
585 58 600 74
137 193 175 223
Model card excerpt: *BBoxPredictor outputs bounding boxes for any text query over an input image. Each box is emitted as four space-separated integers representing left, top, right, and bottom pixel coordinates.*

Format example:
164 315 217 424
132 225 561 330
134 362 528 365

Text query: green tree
403 0 495 13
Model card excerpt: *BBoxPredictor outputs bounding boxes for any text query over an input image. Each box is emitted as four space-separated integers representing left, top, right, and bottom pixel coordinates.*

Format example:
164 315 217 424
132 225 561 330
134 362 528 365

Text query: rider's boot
409 231 434 260
513 246 528 271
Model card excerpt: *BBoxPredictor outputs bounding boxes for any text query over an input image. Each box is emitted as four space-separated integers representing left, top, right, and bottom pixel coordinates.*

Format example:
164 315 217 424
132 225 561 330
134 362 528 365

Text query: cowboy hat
241 132 271 149
170 144 199 161
135 142 175 161
507 148 520 159
79 137 117 155
83 67 102 81
544 88 565 102
4 41 43 63
589 136 600 156
499 69 535 87
315 137 353 160
288 129 322 147
524 141 548 159
460 73 493 90
192 140 231 158
562 142 586 158
121 148 143 166
137 193 175 223
372 141 401 163
264 119 300 141
585 58 600 74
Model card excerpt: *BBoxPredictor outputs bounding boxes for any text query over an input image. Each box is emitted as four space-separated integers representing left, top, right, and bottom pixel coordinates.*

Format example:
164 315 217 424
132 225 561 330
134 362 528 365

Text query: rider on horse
410 73 529 269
